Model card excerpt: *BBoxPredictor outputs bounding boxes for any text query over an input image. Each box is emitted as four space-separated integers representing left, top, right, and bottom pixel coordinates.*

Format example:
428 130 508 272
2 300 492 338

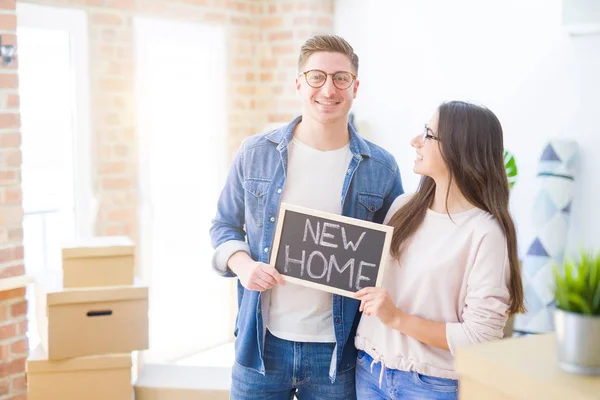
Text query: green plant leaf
593 282 600 315
567 293 593 314
504 149 518 189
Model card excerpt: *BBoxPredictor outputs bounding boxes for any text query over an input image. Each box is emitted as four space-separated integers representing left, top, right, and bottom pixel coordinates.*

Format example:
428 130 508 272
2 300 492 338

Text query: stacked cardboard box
27 236 149 400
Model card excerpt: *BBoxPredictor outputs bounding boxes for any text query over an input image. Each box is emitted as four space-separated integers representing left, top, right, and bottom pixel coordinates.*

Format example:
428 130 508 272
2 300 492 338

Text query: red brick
0 170 17 185
9 301 26 318
98 162 127 174
317 17 332 27
107 208 132 222
236 86 256 96
182 0 208 5
91 12 123 26
7 228 22 242
260 72 274 82
102 178 133 190
0 14 16 31
6 93 19 108
0 305 7 323
0 324 16 341
0 265 24 280
0 288 24 302
99 78 128 92
11 374 26 391
204 12 227 23
0 114 20 130
10 338 28 355
261 59 278 69
0 379 9 397
260 17 282 29
268 31 293 41
0 74 18 89
0 208 23 226
0 0 16 10
0 133 20 148
0 187 22 206
272 45 295 56
16 320 27 336
8 357 25 375
233 58 253 68
105 0 135 10
7 394 27 400
0 150 21 168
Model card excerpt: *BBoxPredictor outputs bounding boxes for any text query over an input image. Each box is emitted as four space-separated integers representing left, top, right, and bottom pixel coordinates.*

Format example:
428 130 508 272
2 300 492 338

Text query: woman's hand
355 287 402 327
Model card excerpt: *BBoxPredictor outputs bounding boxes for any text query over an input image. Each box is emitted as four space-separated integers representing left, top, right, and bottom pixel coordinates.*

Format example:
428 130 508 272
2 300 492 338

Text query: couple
210 35 525 400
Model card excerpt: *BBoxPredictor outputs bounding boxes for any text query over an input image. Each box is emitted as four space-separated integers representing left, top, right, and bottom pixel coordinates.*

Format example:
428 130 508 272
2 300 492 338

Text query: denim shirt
210 116 404 382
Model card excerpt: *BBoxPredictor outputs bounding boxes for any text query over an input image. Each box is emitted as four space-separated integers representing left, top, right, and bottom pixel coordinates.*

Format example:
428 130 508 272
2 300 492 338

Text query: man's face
296 52 359 125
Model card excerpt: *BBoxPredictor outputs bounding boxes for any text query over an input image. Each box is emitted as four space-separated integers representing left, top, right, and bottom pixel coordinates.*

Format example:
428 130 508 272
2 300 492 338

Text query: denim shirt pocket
243 178 271 228
357 193 384 221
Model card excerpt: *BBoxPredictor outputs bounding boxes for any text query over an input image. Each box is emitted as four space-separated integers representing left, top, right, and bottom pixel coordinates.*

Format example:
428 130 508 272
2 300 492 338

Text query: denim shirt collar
265 115 372 159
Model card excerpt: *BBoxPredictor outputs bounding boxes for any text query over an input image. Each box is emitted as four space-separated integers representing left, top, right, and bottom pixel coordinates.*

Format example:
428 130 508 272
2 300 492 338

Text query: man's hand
355 287 401 327
228 252 285 292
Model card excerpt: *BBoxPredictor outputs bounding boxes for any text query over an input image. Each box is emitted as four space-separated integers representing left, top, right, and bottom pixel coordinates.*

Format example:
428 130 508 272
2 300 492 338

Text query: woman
354 101 525 399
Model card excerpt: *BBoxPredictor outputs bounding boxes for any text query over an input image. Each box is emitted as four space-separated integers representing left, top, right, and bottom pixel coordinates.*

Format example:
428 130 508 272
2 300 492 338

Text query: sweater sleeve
445 223 511 355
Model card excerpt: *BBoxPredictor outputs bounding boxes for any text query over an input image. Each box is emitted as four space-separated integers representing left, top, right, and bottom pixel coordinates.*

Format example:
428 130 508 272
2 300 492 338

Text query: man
210 35 404 399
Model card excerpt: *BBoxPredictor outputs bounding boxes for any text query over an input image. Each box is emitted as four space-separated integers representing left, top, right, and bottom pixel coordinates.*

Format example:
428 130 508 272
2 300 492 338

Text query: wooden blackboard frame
269 202 394 298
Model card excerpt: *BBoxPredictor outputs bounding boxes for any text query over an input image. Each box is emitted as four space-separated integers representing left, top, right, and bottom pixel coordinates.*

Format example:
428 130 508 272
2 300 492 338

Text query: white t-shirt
267 137 353 343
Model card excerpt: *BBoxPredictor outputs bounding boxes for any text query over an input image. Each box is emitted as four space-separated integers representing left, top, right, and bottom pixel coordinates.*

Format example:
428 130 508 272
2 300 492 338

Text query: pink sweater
355 194 511 380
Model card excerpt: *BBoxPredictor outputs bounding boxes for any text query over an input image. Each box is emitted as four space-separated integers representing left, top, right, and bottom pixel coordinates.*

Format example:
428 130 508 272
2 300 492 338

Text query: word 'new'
283 219 375 291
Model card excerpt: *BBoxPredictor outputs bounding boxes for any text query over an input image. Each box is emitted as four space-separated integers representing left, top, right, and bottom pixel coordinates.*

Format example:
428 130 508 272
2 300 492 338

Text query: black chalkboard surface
269 203 393 298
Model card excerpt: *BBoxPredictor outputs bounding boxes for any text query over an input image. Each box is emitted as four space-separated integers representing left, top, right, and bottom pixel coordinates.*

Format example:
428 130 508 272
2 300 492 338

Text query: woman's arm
355 287 449 350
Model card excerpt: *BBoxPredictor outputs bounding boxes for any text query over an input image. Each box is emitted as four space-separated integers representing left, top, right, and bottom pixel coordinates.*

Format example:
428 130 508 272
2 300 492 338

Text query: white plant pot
554 308 600 375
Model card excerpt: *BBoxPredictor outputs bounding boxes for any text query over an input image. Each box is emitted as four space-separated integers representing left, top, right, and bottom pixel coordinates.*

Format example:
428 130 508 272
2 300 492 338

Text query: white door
135 17 231 363
17 3 93 349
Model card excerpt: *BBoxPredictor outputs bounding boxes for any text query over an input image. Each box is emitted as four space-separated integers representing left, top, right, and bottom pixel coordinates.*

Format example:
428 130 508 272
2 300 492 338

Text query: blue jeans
356 350 458 400
230 330 356 399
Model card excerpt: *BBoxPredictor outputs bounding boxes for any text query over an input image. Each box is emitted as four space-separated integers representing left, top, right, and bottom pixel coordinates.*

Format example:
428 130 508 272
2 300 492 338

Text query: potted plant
553 249 600 375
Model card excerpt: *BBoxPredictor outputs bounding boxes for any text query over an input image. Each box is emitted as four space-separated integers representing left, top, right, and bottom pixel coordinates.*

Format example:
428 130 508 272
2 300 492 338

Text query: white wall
335 0 600 257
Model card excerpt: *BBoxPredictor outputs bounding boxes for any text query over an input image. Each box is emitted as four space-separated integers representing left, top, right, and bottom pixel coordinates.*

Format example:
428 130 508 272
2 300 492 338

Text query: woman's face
410 112 448 181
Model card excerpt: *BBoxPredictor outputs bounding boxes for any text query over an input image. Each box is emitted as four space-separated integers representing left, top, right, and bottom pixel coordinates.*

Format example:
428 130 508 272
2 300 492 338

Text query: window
134 17 231 363
17 3 92 349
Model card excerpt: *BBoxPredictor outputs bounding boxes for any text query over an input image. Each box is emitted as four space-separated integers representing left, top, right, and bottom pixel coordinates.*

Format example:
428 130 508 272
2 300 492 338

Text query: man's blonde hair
298 35 359 74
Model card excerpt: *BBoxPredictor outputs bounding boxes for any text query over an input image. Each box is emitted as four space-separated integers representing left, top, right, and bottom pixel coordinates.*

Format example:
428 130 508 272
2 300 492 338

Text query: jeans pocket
412 372 458 393
356 350 369 366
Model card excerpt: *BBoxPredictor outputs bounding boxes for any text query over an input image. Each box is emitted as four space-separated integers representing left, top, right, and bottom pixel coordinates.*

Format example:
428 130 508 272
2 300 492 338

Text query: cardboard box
62 236 135 288
134 364 231 400
36 272 149 360
27 345 132 400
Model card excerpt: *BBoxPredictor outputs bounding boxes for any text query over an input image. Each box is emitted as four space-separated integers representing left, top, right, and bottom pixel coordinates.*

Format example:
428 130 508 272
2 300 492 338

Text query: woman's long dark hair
388 101 525 315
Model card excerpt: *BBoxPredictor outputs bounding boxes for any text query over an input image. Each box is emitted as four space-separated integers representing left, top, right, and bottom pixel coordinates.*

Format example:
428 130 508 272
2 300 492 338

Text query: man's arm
210 144 249 277
209 142 285 289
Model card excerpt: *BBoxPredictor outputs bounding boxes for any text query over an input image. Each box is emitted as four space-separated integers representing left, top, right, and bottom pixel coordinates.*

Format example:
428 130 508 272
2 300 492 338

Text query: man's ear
353 80 360 99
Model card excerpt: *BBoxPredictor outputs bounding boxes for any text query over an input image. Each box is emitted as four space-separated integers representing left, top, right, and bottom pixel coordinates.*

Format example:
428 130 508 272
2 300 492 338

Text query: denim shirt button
264 247 269 253
347 169 352 174
334 317 341 324
270 217 275 222
277 188 282 193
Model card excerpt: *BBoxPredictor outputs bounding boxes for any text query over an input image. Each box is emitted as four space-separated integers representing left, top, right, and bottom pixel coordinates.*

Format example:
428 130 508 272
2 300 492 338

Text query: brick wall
258 0 334 126
0 0 333 397
1 0 28 398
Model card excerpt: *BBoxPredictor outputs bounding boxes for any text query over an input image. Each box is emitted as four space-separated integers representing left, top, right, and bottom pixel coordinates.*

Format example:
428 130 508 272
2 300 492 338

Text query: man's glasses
300 69 356 90
422 125 440 143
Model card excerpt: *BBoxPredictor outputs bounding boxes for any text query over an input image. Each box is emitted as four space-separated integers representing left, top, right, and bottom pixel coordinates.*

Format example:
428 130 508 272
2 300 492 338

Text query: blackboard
269 203 393 298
